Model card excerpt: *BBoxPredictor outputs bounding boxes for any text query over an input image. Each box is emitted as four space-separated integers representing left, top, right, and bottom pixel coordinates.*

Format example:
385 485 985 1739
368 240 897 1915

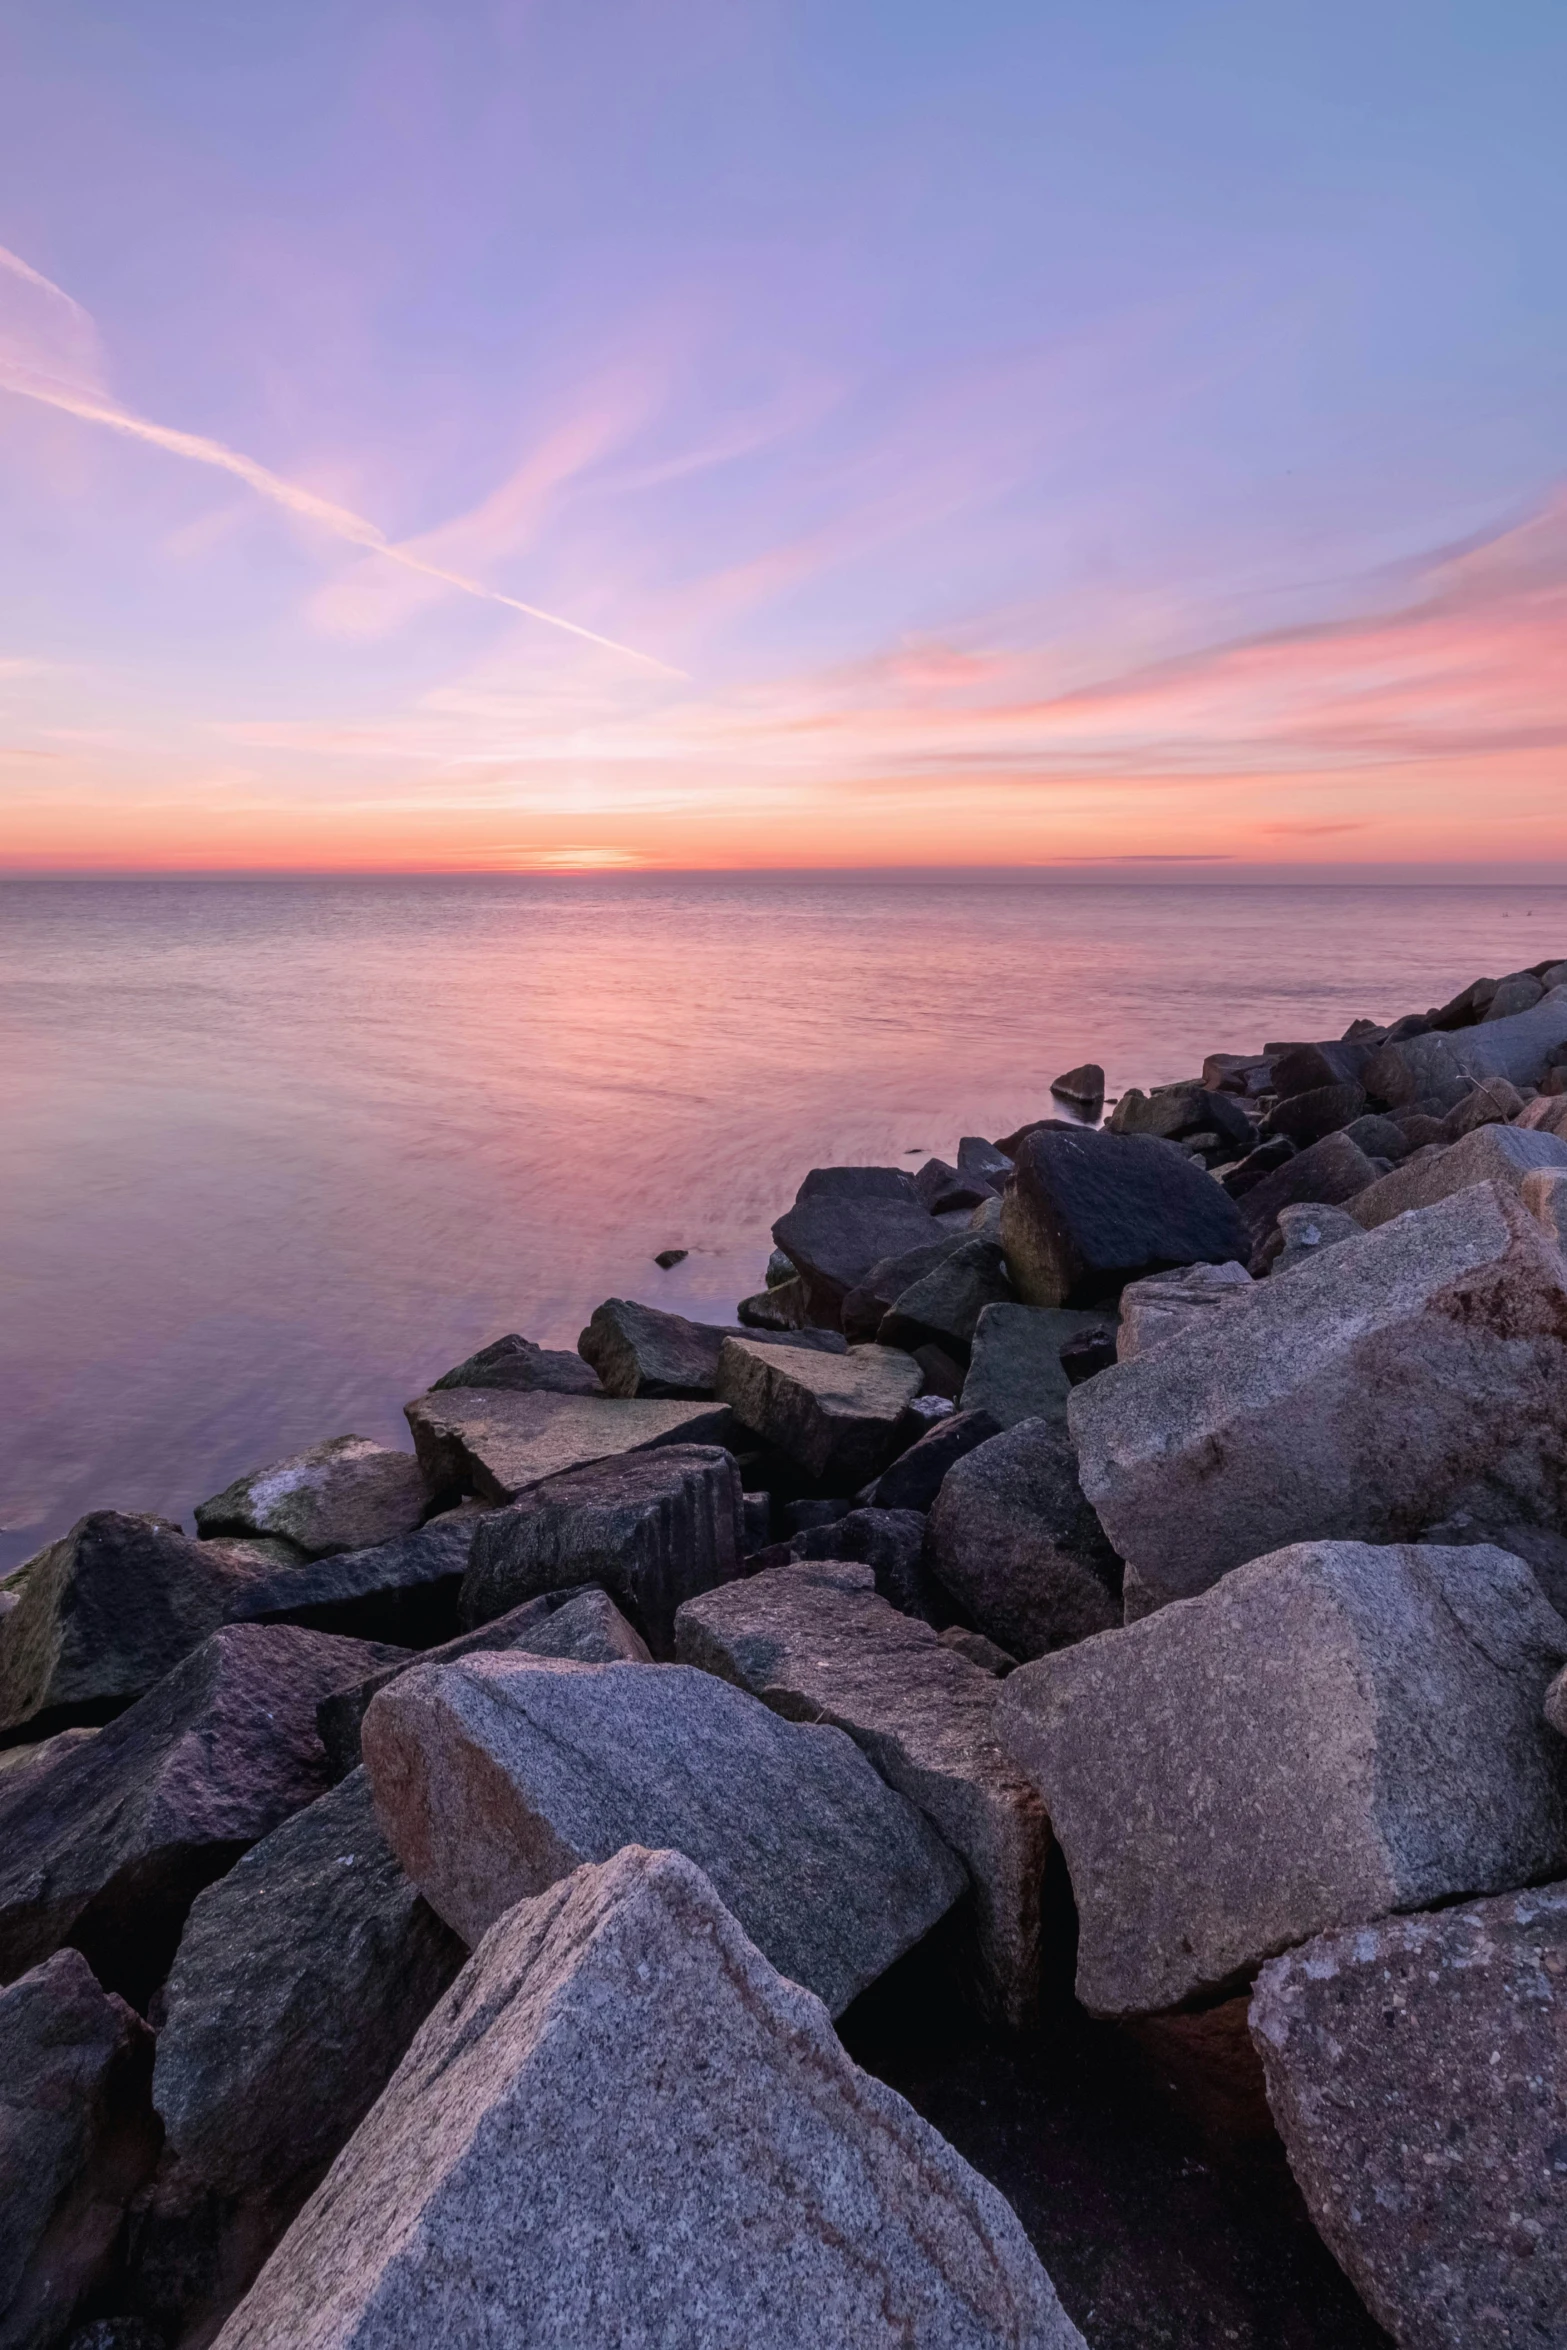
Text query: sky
0 0 1563 874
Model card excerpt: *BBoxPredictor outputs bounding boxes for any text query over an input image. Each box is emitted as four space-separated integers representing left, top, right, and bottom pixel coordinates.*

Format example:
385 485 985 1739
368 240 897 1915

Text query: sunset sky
0 0 1563 873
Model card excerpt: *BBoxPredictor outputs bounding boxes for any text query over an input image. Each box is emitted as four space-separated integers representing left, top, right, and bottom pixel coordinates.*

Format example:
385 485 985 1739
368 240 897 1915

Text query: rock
458 1444 741 1655
402 1385 734 1503
1547 1662 1567 1735
207 1846 1082 2350
1268 1040 1376 1098
966 1191 1005 1240
1348 1118 1567 1229
959 1301 1113 1429
0 1725 98 1786
676 1560 1050 2023
1232 1130 1378 1263
763 1247 796 1286
956 1135 1013 1187
1219 1132 1296 1198
224 1505 491 1649
1521 1165 1567 1256
653 1246 688 1269
926 1419 1121 1661
1262 1083 1366 1147
0 1950 158 2350
771 1167 945 1328
1516 1091 1567 1138
1107 1082 1254 1155
866 1408 1002 1511
841 1237 969 1341
1069 1181 1567 1606
1361 1029 1471 1112
716 1335 923 1487
151 1770 465 2205
1451 982 1567 1087
1202 1052 1275 1096
195 1439 430 1560
1050 1063 1105 1115
743 1507 944 1622
577 1297 844 1399
0 1623 403 2005
428 1333 601 1395
992 1115 1079 1157
999 1538 1567 2017
509 1582 652 1663
1442 1076 1527 1138
1266 1200 1363 1275
1056 1324 1118 1384
1115 1260 1252 1360
879 1237 1015 1358
1001 1125 1245 1307
937 1626 1017 1676
362 1653 966 2015
735 1276 810 1330
1429 974 1497 1028
911 1158 994 1214
1338 1110 1411 1161
1250 1882 1567 2349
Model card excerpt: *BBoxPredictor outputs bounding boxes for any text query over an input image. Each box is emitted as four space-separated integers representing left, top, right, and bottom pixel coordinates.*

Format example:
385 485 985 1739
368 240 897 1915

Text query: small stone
735 1277 811 1330
926 1418 1121 1660
653 1247 688 1268
195 1439 430 1561
716 1335 924 1487
1001 1125 1244 1307
1338 1111 1412 1162
1049 1062 1105 1115
403 1386 734 1503
428 1333 601 1396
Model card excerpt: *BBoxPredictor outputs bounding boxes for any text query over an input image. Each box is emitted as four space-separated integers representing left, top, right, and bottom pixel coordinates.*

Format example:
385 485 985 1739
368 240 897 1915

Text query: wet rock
676 1560 1051 2024
1262 1083 1365 1147
428 1333 601 1395
1250 1881 1567 2349
926 1419 1121 1661
1232 1130 1379 1263
195 1438 430 1561
1002 1125 1244 1308
209 1847 1081 2350
771 1167 945 1327
362 1653 966 2015
841 1237 970 1341
224 1505 491 1649
999 1538 1567 2017
577 1297 844 1399
716 1335 923 1487
1115 1260 1252 1359
653 1246 688 1269
912 1157 995 1214
1049 1064 1105 1116
402 1385 734 1502
879 1238 1015 1359
0 1624 403 2005
459 1444 741 1655
1265 1200 1363 1275
959 1301 1113 1429
0 1949 158 2350
867 1408 1002 1512
992 1115 1080 1157
1349 1118 1567 1229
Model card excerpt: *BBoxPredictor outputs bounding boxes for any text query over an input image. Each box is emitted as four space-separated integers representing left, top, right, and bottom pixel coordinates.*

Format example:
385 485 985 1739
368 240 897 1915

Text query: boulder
1268 1040 1375 1098
402 1385 734 1503
224 1504 491 1648
1339 1110 1411 1162
1232 1130 1379 1262
1263 1083 1365 1147
0 1950 159 2350
1250 1882 1567 2350
208 1847 1082 2350
0 1724 98 1787
195 1438 430 1559
771 1167 946 1327
459 1445 741 1655
867 1408 1002 1512
716 1335 924 1487
1114 1260 1252 1360
361 1653 966 2016
841 1237 968 1341
1517 1090 1567 1138
956 1135 1014 1187
911 1157 994 1214
1348 1118 1567 1229
577 1297 844 1399
1069 1181 1567 1605
959 1301 1119 1430
1107 1083 1253 1155
1202 1052 1275 1096
879 1238 1015 1359
0 1624 403 2004
1050 1062 1105 1115
735 1276 811 1330
428 1333 601 1395
152 1770 465 2203
1451 982 1567 1088
1266 1200 1363 1275
926 1419 1122 1660
1219 1132 1296 1198
740 1507 943 1623
998 1539 1567 2016
676 1561 1052 2024
1442 1076 1527 1138
1361 1030 1471 1112
1001 1126 1244 1308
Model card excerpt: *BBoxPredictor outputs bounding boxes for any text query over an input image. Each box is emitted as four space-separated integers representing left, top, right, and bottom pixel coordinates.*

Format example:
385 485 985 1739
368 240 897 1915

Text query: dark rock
1232 1130 1378 1265
956 1136 1013 1187
744 1508 943 1623
459 1444 743 1656
1388 1105 1450 1147
1057 1326 1117 1385
741 1492 772 1552
1360 1030 1471 1113
1107 1083 1254 1156
1428 974 1497 1029
907 1342 964 1398
764 1247 796 1287
781 1497 854 1537
1338 1111 1411 1161
0 1623 403 2005
224 1505 491 1649
911 1158 994 1214
1049 1064 1105 1116
842 1238 970 1341
771 1168 945 1328
1441 1076 1526 1139
577 1297 843 1399
937 1625 1017 1675
1001 1126 1245 1307
1262 1083 1365 1146
992 1116 1082 1157
428 1333 601 1396
735 1277 810 1330
716 1336 923 1489
879 1238 1014 1359
1382 1011 1433 1042
403 1386 735 1503
867 1410 1002 1513
1115 1261 1253 1357
653 1247 688 1269
959 1301 1114 1429
1267 1040 1376 1099
1481 970 1547 1021
1219 1133 1296 1198
194 1439 430 1561
926 1418 1122 1661
1202 1052 1276 1096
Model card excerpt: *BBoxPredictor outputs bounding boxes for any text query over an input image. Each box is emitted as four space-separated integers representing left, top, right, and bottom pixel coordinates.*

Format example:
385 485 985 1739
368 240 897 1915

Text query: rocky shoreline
3 955 1567 2349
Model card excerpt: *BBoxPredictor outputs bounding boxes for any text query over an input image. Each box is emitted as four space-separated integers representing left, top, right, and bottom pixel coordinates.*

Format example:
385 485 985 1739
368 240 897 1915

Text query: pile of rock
4 958 1567 2348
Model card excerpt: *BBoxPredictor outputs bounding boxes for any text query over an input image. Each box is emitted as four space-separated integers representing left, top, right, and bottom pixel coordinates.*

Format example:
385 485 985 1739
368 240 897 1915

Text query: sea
4 873 1564 1575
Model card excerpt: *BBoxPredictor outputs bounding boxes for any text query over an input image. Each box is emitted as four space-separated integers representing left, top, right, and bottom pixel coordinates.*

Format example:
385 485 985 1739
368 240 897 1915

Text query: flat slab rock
403 1385 735 1502
362 1651 966 2016
195 1437 431 1559
716 1334 924 1485
227 1504 491 1648
998 1538 1567 2016
675 1559 1051 2026
211 1846 1082 2350
1251 1882 1567 2350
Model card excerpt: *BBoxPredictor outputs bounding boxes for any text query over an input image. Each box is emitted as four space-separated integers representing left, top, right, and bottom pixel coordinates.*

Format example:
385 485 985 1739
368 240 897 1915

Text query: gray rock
772 1167 946 1327
208 1846 1082 2350
1547 1661 1567 1735
1250 1882 1567 2349
1050 1062 1105 1115
577 1297 843 1399
459 1444 742 1655
999 1539 1567 2016
224 1505 491 1648
1338 1110 1412 1162
867 1408 1003 1512
1348 1118 1567 1229
402 1385 735 1502
428 1333 601 1395
1002 1125 1244 1307
744 1507 942 1622
0 1949 158 2350
1203 1051 1276 1096
1069 1180 1567 1606
1114 1260 1252 1359
1232 1130 1379 1263
1107 1082 1253 1155
0 1725 98 1785
959 1302 1115 1430
676 1561 1050 2024
926 1419 1122 1660
1442 1075 1527 1138
362 1653 966 2016
841 1236 969 1341
880 1238 1015 1358
716 1335 923 1486
0 1623 403 2005
1263 1082 1366 1147
735 1276 811 1330
1361 1029 1472 1112
957 1135 1014 1187
509 1582 652 1663
937 1626 1018 1675
912 1158 995 1214
1518 1090 1567 1138
1483 970 1548 1019
1267 1200 1363 1275
152 1770 465 2202
1452 982 1567 1087
195 1438 430 1559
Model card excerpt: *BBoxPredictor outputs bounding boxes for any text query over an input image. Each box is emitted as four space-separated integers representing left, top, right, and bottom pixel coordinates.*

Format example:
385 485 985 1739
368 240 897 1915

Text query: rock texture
867 1408 1002 1512
926 1419 1122 1660
999 1539 1567 2015
716 1334 924 1485
676 1560 1052 2024
1251 1883 1567 2350
1001 1126 1244 1308
772 1167 946 1327
958 1303 1113 1430
1114 1261 1252 1361
577 1297 843 1398
1450 982 1567 1089
362 1651 966 2014
195 1438 430 1559
226 1505 490 1648
403 1385 734 1502
880 1239 1015 1358
1348 1117 1567 1228
429 1332 602 1394
209 1847 1082 2350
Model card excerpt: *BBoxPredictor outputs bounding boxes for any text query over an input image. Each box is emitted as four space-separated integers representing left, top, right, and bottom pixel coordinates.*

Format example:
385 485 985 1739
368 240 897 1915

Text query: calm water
4 874 1564 1574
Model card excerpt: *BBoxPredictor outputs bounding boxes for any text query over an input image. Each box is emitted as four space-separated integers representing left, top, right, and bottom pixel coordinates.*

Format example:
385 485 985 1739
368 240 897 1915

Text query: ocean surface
4 873 1564 1575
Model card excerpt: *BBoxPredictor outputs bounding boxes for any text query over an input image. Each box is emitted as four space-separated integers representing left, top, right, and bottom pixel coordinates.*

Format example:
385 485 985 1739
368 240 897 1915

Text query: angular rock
208 1847 1081 2350
1108 1082 1253 1155
958 1301 1113 1429
911 1157 994 1214
1050 1062 1105 1115
956 1135 1014 1187
0 1623 403 2004
999 1539 1567 2016
428 1332 602 1395
676 1561 1052 2024
152 1769 465 2203
735 1275 810 1330
1001 1125 1244 1307
362 1653 966 2014
1232 1129 1378 1263
1266 1199 1363 1275
1263 1082 1365 1147
867 1408 1002 1512
403 1385 734 1503
771 1167 946 1327
1115 1260 1252 1360
1361 1029 1471 1112
1268 1039 1375 1098
1202 1051 1275 1096
1250 1882 1567 2350
0 1724 98 1786
1517 1090 1567 1138
1521 1165 1567 1257
577 1297 843 1399
1348 1117 1567 1229
1337 1110 1411 1162
195 1438 430 1559
1451 982 1567 1087
926 1418 1121 1660
938 1625 1017 1675
459 1444 741 1654
879 1237 1015 1358
716 1335 923 1487
224 1504 491 1648
1056 1323 1118 1383
0 1950 158 2350
992 1115 1079 1158
1070 1181 1567 1605
1219 1132 1296 1198
1442 1075 1526 1138
512 1582 653 1663
841 1236 969 1341
741 1507 943 1622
